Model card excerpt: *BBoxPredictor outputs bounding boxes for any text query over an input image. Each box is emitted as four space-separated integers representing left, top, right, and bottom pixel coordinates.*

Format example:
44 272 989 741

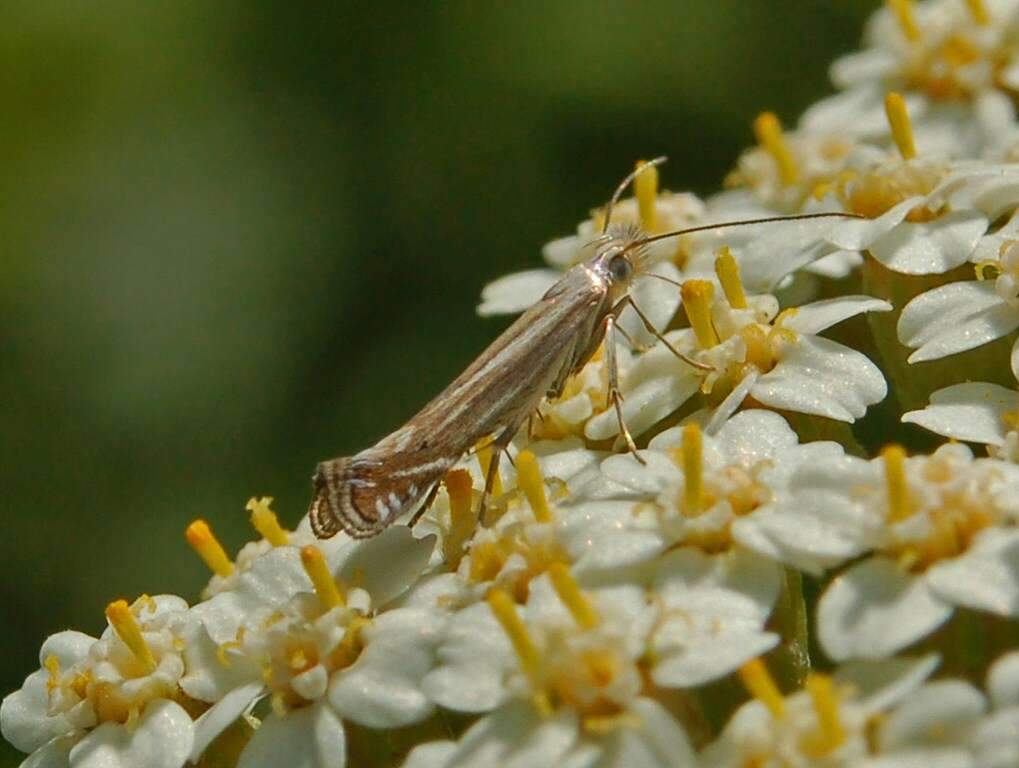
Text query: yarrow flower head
11 2 1019 766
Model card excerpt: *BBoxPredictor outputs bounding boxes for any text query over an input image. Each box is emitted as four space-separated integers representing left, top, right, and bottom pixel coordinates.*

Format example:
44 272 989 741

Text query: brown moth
309 159 851 538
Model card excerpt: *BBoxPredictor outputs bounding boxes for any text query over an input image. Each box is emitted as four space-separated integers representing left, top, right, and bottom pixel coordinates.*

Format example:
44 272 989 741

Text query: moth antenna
601 156 668 234
639 272 684 289
623 211 864 254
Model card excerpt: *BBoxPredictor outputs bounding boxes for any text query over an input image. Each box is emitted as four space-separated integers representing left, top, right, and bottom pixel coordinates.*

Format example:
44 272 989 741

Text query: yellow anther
105 599 157 674
185 519 234 578
246 496 289 547
882 445 913 523
974 259 1002 281
753 112 799 187
679 423 704 517
714 246 748 309
884 92 917 160
966 0 989 24
547 561 600 629
300 545 345 611
44 654 60 693
802 674 846 756
442 469 476 567
517 450 552 524
487 588 542 688
634 159 659 232
681 280 719 349
887 0 920 42
216 633 245 669
739 658 785 719
476 439 503 498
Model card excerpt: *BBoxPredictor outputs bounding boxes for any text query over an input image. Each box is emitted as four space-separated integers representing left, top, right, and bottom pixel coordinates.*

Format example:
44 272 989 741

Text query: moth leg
619 295 713 372
477 426 515 526
610 318 650 353
408 481 441 529
603 314 646 465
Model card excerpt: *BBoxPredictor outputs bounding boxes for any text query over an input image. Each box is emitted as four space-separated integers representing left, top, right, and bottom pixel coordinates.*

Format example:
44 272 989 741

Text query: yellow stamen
487 588 542 688
801 674 846 756
442 469 476 567
681 280 719 348
185 519 234 578
44 654 60 693
679 423 704 517
739 658 785 719
753 112 799 187
476 439 503 498
300 545 345 611
216 629 245 669
547 562 600 629
882 445 912 522
884 91 917 160
887 0 920 42
517 450 552 524
105 599 157 674
634 159 659 232
966 0 989 24
714 246 748 309
246 496 289 547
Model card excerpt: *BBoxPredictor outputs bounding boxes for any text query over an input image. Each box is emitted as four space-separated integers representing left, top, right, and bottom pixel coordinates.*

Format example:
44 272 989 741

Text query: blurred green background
1 1 873 763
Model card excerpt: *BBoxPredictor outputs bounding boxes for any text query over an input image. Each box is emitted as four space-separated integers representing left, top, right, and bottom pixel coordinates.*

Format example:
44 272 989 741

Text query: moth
309 159 849 539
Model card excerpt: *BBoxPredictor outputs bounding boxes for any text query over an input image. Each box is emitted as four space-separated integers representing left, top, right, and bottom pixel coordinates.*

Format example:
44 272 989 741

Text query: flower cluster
7 1 1019 766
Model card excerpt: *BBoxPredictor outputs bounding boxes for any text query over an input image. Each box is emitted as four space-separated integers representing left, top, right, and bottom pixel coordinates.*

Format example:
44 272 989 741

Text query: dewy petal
69 700 194 768
902 382 1015 446
752 335 887 422
898 281 1019 363
189 682 264 763
592 697 697 768
331 527 436 609
988 651 1019 709
825 196 919 251
704 369 759 435
180 622 260 703
417 701 578 768
236 700 345 768
22 736 75 768
868 210 987 275
781 296 892 336
584 367 700 441
2 670 80 753
878 680 986 751
403 742 458 768
695 408 799 462
926 528 1019 616
730 219 844 294
818 557 954 661
800 82 904 140
834 654 940 715
477 269 562 317
328 608 442 728
558 500 667 574
616 261 683 347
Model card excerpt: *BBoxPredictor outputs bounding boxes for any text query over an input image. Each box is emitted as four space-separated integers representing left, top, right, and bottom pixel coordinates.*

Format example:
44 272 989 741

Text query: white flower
1 596 203 768
416 569 698 768
760 443 1019 659
903 380 1019 462
703 654 944 768
974 650 1019 768
899 232 1019 366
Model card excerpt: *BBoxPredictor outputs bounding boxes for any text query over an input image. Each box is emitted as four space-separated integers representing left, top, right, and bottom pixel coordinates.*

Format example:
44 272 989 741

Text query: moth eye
608 255 632 282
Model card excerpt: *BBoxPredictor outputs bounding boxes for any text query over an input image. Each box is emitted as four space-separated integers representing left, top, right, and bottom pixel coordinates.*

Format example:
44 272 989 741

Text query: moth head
591 222 650 287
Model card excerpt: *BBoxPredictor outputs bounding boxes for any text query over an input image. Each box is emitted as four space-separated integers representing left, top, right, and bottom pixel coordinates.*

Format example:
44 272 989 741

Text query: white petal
584 372 700 441
879 680 986 750
805 249 862 278
39 632 96 669
477 270 562 316
988 651 1019 709
972 707 1019 768
328 608 441 728
23 736 75 768
332 527 436 609
801 83 899 139
617 262 683 347
818 557 954 660
902 382 1015 446
731 219 844 293
781 296 892 335
704 369 759 435
70 701 194 768
403 741 458 768
652 630 778 688
869 210 987 275
855 750 973 768
180 623 260 703
703 409 799 462
1012 338 1019 381
825 196 919 251
926 528 1019 616
2 671 81 753
543 235 585 269
189 682 264 763
898 281 1019 363
752 335 887 422
590 698 696 768
237 701 345 768
834 655 940 714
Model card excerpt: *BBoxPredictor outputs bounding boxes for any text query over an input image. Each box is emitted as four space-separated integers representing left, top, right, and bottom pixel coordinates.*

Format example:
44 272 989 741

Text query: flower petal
617 262 683 347
69 700 194 768
590 697 696 768
818 557 953 660
926 528 1019 616
752 335 887 422
878 680 986 751
332 527 436 609
189 682 264 763
868 210 987 275
833 654 940 714
236 701 345 768
477 270 562 317
902 382 1015 446
988 651 1019 709
2 670 83 754
898 281 1019 363
584 369 700 441
781 296 892 336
